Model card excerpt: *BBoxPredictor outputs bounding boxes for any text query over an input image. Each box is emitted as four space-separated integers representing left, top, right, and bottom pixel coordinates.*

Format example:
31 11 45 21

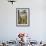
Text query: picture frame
16 8 30 27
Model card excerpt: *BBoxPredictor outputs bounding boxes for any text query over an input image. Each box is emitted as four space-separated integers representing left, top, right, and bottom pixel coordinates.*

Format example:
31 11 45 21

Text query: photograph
0 0 46 46
16 8 30 26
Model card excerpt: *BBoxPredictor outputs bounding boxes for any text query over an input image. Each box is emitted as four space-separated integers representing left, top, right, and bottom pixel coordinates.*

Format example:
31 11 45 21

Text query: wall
0 0 46 42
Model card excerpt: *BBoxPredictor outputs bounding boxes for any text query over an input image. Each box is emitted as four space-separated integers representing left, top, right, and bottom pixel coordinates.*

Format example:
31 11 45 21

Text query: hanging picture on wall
16 8 30 27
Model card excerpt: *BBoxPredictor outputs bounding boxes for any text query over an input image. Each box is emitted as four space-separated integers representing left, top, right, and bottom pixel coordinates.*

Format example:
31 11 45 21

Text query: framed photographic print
16 8 30 27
